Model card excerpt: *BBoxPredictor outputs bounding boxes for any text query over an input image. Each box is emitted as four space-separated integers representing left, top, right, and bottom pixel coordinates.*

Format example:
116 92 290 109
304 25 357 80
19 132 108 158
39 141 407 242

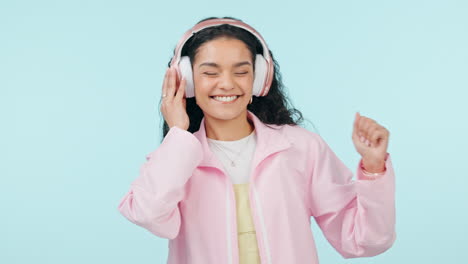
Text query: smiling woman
163 16 304 139
117 16 396 264
191 37 256 139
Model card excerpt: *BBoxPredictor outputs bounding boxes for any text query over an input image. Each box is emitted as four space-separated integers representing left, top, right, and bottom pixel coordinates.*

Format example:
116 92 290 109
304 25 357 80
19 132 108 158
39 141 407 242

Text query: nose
218 72 235 91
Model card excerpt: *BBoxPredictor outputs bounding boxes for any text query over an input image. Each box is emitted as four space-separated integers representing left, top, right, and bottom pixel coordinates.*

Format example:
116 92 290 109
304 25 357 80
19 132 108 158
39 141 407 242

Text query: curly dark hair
160 16 307 139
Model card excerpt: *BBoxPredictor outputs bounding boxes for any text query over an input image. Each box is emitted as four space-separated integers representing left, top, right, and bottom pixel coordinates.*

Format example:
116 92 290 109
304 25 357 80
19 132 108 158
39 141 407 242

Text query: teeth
212 96 238 102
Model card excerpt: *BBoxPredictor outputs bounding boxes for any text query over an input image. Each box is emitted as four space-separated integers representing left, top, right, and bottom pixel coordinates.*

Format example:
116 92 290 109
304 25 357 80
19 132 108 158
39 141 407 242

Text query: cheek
193 76 213 94
243 75 254 85
239 75 254 92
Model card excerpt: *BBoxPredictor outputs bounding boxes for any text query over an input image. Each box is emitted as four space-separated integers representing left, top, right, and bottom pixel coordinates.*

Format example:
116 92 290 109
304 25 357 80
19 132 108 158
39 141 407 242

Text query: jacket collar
193 111 292 171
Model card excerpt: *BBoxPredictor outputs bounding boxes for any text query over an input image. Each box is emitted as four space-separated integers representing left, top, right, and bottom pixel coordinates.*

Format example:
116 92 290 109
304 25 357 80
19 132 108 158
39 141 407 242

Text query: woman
118 17 395 264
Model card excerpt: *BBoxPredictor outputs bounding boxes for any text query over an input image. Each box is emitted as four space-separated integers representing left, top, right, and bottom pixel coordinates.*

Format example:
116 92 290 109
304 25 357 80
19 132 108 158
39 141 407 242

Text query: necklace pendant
231 161 236 167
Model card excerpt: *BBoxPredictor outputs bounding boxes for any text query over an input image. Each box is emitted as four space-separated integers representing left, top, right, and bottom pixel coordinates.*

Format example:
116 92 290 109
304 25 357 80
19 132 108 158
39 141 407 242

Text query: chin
203 108 247 122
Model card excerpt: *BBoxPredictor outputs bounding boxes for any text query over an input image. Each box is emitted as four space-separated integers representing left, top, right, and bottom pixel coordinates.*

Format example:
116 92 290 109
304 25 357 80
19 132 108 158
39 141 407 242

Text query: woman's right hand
160 67 190 131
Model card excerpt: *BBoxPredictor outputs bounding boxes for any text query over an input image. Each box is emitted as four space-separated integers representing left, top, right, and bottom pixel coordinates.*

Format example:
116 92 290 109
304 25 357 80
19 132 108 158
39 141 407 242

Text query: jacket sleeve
117 126 203 239
307 134 396 258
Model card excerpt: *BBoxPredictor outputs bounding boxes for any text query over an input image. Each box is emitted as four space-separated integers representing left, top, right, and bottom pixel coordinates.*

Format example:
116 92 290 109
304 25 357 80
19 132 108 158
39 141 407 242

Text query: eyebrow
198 61 252 68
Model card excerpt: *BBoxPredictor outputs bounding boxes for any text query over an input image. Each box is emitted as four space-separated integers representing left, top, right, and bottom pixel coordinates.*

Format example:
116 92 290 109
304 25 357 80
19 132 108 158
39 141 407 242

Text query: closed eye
203 72 248 76
203 72 218 76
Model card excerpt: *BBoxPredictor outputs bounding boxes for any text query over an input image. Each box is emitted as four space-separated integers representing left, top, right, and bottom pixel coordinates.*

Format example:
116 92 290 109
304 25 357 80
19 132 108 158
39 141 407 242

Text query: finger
175 77 186 100
371 128 387 147
353 112 361 138
360 117 376 140
167 67 176 99
367 125 381 146
162 68 169 98
357 116 369 138
361 121 373 146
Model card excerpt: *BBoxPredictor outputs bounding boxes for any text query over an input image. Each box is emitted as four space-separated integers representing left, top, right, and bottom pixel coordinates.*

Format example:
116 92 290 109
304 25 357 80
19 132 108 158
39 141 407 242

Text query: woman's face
192 37 254 123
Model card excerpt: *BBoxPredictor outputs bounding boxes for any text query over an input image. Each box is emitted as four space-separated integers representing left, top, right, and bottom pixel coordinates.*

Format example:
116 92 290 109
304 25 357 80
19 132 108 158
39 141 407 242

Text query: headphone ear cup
179 56 195 98
253 54 267 96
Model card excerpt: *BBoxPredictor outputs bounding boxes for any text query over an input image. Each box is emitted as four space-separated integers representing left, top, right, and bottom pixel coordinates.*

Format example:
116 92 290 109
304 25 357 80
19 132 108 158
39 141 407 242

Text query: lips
210 95 241 103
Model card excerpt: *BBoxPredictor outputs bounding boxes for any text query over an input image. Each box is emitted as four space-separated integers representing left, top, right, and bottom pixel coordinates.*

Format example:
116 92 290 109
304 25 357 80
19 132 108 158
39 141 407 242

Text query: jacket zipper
250 182 273 264
224 156 279 264
224 173 274 264
226 180 234 264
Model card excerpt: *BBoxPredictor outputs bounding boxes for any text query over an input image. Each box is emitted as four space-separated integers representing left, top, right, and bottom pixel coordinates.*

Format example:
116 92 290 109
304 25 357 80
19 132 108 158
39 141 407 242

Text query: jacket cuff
357 152 390 181
145 126 202 162
132 126 203 198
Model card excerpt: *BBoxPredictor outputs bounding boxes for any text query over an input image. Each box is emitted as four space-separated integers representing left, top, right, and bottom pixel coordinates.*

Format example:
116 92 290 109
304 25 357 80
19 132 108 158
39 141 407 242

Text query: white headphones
169 18 274 98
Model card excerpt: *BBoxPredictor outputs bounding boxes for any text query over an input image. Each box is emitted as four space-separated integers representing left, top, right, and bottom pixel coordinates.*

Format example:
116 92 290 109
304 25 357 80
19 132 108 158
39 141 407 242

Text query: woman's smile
210 95 242 104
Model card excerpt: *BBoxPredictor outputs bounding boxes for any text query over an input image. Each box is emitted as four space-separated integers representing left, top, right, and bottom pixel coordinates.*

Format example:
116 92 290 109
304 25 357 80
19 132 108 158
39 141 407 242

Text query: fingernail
360 136 365 142
365 139 370 146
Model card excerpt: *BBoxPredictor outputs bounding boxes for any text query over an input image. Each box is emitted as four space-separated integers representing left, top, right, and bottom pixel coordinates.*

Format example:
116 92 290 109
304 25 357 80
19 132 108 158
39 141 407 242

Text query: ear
252 54 267 96
179 56 195 98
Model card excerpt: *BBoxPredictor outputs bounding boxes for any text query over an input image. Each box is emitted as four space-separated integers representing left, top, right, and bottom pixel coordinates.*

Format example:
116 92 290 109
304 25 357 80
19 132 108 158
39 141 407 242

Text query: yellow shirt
233 183 261 264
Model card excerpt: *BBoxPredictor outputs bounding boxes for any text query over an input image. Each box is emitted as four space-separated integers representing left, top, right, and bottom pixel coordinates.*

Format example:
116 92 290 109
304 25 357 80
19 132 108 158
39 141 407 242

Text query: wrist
361 153 389 173
362 160 385 173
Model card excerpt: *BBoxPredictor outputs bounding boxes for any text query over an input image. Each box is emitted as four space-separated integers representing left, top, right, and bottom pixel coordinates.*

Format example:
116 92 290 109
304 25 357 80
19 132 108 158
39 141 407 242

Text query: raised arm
307 131 396 258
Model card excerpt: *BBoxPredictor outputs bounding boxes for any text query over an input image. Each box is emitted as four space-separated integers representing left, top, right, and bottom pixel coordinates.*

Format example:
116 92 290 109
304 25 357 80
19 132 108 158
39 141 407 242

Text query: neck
204 111 254 141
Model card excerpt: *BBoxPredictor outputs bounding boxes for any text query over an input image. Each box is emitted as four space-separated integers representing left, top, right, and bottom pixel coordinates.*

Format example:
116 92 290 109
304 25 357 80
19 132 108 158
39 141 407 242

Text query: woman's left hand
352 112 390 171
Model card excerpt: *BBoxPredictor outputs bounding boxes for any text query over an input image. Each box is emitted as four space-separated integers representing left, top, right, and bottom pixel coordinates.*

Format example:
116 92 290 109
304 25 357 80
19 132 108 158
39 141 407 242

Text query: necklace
209 131 253 167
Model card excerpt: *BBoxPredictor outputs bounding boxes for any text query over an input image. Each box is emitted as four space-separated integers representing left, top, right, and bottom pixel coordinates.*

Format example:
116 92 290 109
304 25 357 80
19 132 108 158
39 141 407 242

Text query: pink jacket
117 111 396 263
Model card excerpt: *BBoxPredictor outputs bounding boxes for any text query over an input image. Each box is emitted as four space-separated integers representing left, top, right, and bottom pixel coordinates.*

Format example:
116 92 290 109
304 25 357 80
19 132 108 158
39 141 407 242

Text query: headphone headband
170 18 274 97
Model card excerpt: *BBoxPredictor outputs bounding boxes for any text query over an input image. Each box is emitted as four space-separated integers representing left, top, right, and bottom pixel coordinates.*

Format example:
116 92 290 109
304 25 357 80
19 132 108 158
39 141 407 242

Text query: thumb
353 112 360 135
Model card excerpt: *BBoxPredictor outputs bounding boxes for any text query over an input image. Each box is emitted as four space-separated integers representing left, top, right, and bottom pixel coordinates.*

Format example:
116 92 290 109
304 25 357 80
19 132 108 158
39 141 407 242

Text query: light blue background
2 0 467 263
